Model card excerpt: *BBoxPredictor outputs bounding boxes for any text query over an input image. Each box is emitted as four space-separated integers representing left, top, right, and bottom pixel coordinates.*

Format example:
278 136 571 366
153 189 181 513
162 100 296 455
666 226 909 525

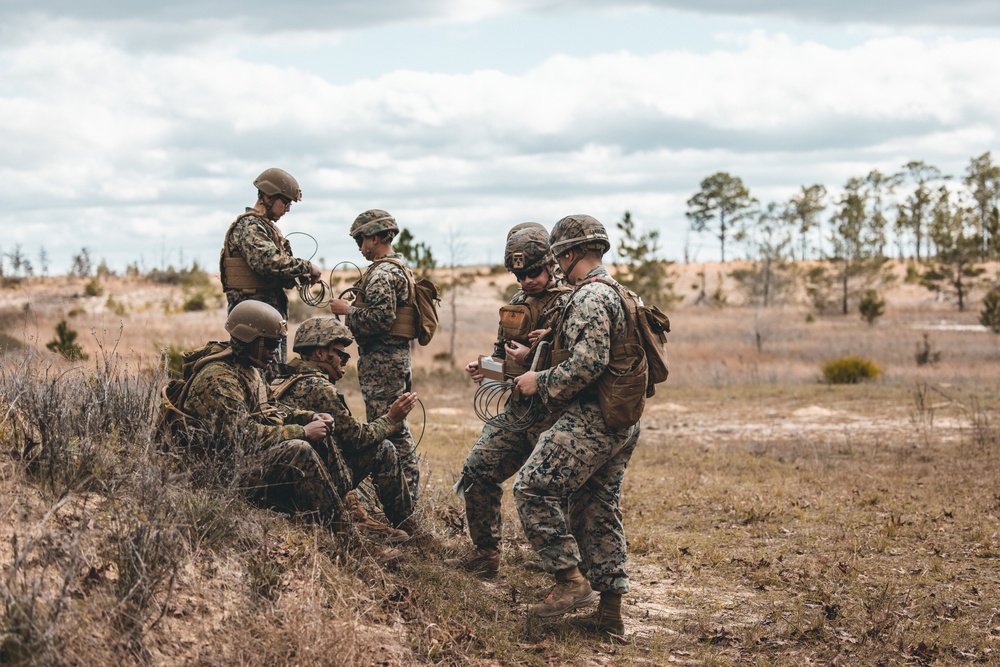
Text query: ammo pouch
596 339 647 430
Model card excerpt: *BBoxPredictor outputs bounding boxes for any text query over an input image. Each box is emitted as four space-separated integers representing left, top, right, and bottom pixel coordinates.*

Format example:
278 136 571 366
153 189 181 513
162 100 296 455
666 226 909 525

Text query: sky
2 1 1000 273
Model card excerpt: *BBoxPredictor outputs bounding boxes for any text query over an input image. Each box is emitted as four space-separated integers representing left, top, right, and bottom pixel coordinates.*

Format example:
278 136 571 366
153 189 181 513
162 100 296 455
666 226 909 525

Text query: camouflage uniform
344 252 420 498
221 210 313 362
182 345 349 527
513 265 641 595
275 357 414 526
459 281 572 552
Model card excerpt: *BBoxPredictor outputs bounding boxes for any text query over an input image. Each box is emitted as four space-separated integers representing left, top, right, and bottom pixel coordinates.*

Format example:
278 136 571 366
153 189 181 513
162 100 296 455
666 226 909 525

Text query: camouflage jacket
535 265 628 406
221 209 312 312
274 358 400 453
183 350 315 454
345 252 412 347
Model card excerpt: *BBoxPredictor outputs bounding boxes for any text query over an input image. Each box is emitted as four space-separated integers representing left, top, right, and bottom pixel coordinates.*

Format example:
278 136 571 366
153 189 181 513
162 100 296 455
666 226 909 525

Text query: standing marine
328 210 421 499
447 223 572 577
220 167 322 363
512 215 645 637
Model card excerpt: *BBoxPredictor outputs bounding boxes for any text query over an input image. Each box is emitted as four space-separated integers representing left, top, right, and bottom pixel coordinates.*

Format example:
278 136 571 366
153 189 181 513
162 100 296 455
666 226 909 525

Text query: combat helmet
506 221 546 241
293 317 354 353
549 214 611 257
504 227 553 274
253 168 302 202
349 209 399 242
226 301 287 368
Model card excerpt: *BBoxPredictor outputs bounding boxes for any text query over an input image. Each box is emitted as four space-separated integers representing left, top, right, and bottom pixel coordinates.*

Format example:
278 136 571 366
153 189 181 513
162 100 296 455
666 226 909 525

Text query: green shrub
182 292 208 312
859 289 885 325
84 277 103 297
980 289 1000 334
46 320 88 361
821 356 882 384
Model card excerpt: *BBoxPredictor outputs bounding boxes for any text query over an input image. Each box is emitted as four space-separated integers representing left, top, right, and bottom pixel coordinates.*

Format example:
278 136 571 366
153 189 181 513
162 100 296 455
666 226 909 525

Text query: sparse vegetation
858 288 886 325
45 320 88 361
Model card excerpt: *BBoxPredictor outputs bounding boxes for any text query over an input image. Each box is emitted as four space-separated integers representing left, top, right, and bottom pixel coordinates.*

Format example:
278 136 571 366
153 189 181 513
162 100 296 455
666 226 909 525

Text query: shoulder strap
358 257 416 303
269 370 324 401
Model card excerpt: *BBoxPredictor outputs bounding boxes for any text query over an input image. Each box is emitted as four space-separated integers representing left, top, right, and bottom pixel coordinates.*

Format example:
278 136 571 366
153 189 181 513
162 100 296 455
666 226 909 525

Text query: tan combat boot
444 547 501 578
590 592 625 636
529 566 597 617
345 490 409 544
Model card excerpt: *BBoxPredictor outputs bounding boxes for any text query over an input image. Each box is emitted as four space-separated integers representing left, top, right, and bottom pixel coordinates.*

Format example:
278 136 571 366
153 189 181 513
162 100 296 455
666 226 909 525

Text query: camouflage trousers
357 344 420 499
240 439 349 529
343 438 414 526
513 398 640 595
459 402 556 550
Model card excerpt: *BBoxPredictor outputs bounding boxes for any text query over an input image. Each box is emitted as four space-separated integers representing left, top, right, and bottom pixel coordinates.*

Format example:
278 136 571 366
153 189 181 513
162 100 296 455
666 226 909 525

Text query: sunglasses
262 338 282 351
331 348 351 364
354 235 365 248
276 195 293 207
513 266 545 281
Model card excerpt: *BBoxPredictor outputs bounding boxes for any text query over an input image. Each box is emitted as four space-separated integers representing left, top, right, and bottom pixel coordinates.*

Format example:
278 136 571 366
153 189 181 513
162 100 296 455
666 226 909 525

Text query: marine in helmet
269 317 420 542
220 167 322 363
447 223 573 577
328 210 422 501
511 215 641 637
178 301 351 533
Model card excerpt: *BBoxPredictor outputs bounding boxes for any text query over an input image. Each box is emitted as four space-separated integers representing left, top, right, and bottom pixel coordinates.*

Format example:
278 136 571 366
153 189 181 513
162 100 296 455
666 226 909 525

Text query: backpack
156 343 233 449
355 257 440 346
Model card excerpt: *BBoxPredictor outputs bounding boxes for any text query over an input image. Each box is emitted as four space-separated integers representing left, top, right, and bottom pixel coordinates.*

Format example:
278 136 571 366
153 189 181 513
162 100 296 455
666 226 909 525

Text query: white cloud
2 12 1000 270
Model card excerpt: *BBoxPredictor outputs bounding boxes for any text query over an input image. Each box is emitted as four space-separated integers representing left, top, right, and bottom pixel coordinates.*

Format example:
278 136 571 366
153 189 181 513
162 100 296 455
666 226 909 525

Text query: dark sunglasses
262 338 282 351
354 235 364 248
276 194 293 207
332 348 351 364
513 266 545 281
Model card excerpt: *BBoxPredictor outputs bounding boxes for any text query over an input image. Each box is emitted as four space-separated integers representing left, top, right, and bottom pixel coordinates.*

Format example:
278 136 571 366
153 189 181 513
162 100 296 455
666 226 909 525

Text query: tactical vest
268 368 325 402
549 277 648 430
353 257 420 340
219 212 293 293
499 284 573 377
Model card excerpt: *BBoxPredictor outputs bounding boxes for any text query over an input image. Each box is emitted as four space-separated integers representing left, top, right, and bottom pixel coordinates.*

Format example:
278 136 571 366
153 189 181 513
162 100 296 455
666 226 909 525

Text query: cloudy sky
2 1 1000 273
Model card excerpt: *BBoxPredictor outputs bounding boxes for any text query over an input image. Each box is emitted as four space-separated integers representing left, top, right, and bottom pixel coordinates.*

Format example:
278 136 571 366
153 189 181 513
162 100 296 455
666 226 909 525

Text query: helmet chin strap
562 251 585 285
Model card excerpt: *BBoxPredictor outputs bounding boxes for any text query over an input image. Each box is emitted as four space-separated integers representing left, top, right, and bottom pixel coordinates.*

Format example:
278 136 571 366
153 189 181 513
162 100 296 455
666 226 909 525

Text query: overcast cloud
2 1 999 271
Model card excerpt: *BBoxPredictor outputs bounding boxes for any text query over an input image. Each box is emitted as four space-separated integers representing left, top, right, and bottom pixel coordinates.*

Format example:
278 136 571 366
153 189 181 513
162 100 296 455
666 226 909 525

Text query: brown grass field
1 260 999 666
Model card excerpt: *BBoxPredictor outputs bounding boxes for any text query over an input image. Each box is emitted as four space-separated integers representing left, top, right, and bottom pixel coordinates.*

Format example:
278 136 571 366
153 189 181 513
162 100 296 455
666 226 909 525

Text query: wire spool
473 380 543 433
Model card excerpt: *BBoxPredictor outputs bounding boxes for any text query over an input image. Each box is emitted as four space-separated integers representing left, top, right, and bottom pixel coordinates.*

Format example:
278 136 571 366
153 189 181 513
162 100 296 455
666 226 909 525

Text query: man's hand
329 298 350 316
505 340 530 364
307 262 322 285
514 371 538 397
465 360 484 385
387 392 418 424
303 414 333 442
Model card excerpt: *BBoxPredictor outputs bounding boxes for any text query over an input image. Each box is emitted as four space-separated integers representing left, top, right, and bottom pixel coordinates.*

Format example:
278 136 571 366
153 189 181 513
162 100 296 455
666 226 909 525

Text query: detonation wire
473 341 549 433
285 231 333 307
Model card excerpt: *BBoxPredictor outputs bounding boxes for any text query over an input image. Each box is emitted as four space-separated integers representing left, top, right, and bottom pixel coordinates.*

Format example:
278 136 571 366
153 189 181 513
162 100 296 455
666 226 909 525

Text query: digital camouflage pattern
345 252 412 347
513 264 641 595
223 209 312 317
460 280 573 551
276 358 414 526
182 353 350 528
345 252 420 497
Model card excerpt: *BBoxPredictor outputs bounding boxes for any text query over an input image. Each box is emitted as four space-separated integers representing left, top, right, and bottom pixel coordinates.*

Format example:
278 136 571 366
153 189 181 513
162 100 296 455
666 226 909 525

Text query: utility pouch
499 305 532 342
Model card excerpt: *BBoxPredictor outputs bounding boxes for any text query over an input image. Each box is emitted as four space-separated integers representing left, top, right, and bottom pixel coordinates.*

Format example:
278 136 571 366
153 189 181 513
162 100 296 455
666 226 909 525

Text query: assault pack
551 277 670 430
497 284 573 377
354 257 440 346
156 342 234 448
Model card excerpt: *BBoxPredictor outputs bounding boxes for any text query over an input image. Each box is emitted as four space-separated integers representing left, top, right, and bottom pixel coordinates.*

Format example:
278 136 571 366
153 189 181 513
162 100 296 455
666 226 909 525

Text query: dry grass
1 262 999 665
